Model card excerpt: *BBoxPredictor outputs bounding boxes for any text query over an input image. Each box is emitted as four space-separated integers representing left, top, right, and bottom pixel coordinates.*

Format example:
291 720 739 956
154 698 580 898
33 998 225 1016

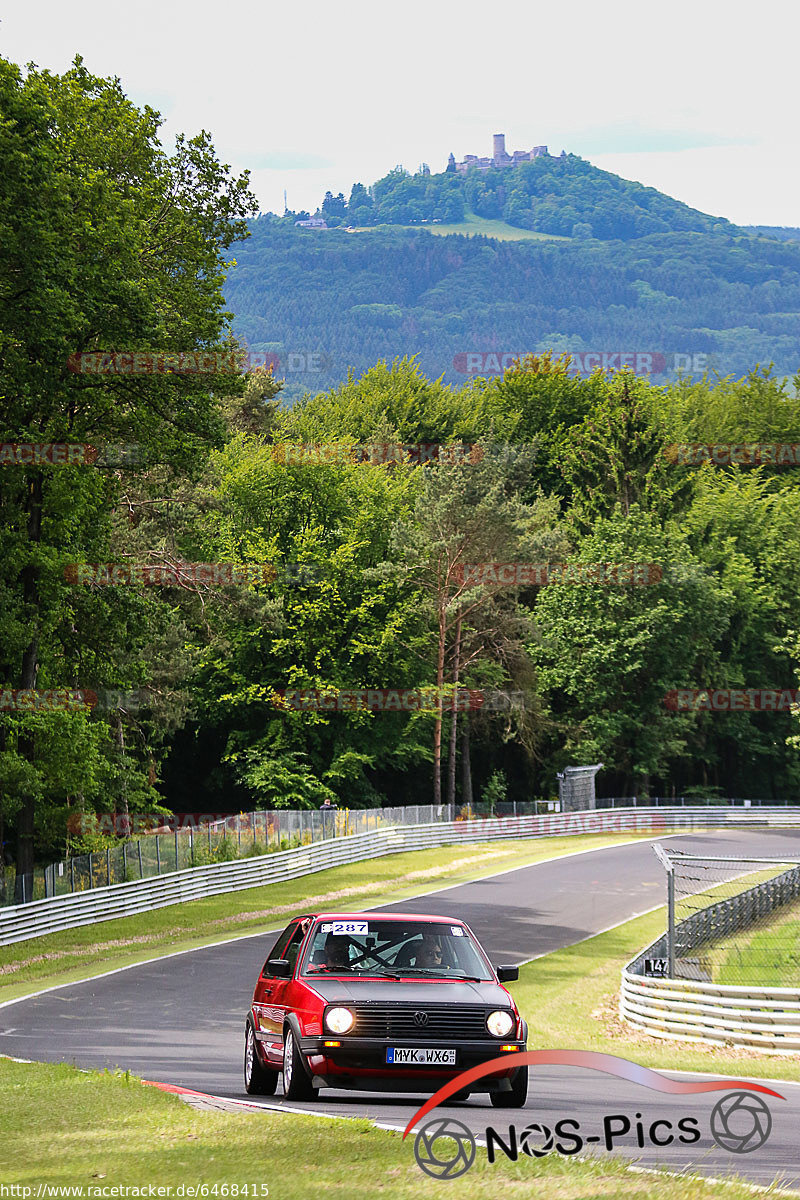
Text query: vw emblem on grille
414 1011 429 1027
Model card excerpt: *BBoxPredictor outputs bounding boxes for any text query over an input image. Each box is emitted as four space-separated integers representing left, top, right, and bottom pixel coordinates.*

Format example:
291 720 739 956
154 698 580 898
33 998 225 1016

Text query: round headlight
487 1009 515 1038
325 1006 355 1034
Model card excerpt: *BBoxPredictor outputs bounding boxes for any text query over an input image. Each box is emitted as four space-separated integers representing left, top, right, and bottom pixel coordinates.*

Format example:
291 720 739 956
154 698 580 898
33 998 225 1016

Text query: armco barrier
620 973 800 1053
3 806 800 947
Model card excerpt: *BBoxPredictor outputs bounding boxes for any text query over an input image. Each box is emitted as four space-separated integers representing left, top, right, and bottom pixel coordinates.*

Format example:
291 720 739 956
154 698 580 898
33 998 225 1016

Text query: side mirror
497 965 519 983
266 957 292 978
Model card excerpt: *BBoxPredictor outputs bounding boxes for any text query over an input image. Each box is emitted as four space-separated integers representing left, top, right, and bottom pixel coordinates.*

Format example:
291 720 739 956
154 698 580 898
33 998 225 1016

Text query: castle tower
492 133 507 164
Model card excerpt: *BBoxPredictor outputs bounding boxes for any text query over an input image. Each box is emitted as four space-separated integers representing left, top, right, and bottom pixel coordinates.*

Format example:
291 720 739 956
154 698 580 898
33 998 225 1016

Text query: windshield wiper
397 968 485 981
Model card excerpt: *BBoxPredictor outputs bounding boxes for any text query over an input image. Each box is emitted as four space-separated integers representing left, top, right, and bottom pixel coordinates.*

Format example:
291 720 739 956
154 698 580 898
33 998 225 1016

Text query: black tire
244 1022 279 1095
490 1065 528 1108
282 1025 316 1101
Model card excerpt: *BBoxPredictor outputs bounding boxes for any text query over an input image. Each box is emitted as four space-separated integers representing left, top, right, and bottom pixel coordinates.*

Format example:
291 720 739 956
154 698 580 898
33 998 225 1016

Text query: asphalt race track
3 829 800 1189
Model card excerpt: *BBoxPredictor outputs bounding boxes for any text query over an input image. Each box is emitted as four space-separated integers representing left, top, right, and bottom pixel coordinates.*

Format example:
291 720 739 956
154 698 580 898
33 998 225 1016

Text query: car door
259 921 308 1065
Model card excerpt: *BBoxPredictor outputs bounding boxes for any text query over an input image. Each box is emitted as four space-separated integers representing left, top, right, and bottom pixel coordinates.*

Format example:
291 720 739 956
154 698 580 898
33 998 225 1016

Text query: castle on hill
448 133 563 174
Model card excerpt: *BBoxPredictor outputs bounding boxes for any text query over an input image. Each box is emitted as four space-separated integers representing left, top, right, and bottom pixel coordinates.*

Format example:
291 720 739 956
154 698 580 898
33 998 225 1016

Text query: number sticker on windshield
331 920 368 934
451 925 465 935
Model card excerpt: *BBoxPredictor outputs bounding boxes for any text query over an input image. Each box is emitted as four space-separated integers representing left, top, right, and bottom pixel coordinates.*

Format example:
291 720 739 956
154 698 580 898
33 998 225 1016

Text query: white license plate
386 1047 457 1065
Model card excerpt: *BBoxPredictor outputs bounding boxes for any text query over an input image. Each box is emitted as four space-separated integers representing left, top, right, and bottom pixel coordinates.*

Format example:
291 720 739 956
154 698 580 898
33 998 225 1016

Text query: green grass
714 899 800 986
0 832 655 1004
349 214 570 242
0 1052 776 1198
676 867 789 924
673 868 799 985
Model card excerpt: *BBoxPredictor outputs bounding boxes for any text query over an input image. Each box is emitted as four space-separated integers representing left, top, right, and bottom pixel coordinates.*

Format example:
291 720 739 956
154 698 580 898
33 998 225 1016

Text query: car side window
283 924 307 973
261 921 299 977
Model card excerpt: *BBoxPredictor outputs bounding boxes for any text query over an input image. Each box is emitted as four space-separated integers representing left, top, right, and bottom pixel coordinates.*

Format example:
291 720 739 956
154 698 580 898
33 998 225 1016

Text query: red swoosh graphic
402 1050 785 1138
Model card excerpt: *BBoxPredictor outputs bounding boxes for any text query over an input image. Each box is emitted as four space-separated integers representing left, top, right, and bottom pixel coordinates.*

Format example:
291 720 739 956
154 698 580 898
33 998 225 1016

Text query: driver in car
320 933 353 971
411 933 444 968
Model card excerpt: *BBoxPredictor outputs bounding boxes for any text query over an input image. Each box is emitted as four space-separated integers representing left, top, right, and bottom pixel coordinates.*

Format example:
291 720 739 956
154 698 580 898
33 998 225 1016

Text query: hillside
295 154 740 241
224 220 800 397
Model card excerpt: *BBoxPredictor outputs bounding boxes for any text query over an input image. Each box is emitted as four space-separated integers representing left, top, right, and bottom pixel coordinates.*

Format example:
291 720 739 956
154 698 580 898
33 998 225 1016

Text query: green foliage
481 770 508 812
224 222 800 396
305 155 739 240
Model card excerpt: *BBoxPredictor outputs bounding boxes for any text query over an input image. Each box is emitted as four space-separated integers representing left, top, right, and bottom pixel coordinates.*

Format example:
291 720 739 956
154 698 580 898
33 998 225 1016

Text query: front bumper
297 1035 526 1089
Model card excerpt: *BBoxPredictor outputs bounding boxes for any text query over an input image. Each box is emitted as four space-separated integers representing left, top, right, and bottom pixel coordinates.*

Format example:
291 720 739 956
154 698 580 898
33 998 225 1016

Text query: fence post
138 840 144 878
189 826 194 863
89 852 94 888
653 843 675 978
208 824 212 854
70 856 75 894
122 842 127 879
666 866 675 978
175 831 179 871
156 835 161 875
106 847 111 887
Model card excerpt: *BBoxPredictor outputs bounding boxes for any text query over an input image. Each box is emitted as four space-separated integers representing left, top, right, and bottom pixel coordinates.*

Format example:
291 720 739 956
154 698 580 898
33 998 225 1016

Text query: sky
2 0 799 227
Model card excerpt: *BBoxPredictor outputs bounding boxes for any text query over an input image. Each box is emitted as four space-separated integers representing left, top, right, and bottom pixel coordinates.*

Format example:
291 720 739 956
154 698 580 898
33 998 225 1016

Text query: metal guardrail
3 805 800 948
620 975 800 1052
621 851 800 1051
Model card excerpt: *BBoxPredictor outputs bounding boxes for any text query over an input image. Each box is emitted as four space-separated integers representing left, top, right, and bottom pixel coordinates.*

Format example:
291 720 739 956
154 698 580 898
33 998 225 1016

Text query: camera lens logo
414 1117 476 1179
519 1121 555 1157
710 1091 772 1153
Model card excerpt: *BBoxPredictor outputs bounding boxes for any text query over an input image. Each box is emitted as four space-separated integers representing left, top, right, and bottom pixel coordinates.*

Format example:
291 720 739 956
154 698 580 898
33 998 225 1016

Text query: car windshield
299 918 494 980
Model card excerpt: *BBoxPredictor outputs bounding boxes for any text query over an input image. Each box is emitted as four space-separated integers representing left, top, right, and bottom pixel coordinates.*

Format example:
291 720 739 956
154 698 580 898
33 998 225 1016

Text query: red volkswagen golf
244 911 528 1105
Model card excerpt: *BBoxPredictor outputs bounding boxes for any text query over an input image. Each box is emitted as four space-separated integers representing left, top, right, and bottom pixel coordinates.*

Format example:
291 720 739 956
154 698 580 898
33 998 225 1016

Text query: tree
0 55 256 887
322 191 347 219
386 451 565 804
557 373 694 528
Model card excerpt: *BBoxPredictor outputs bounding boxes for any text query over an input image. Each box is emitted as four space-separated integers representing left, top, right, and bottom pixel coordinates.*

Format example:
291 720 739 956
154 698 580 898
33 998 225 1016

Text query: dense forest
225 220 800 396
2 58 800 888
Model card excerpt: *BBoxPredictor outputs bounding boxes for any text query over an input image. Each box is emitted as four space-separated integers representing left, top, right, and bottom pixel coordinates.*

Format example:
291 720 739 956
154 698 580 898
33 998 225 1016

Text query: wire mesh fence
1 798 556 906
648 847 800 984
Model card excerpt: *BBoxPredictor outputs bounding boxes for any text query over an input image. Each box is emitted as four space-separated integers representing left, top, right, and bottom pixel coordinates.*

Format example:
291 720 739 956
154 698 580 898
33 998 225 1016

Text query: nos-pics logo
405 1050 781 1180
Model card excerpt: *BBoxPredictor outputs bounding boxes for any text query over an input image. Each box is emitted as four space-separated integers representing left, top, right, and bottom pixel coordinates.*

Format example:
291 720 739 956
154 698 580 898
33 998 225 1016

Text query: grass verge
0 832 654 1004
715 899 800 986
0 1057 775 1199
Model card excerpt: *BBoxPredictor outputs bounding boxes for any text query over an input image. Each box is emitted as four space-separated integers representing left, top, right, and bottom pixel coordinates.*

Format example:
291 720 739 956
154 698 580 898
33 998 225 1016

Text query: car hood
302 977 513 1006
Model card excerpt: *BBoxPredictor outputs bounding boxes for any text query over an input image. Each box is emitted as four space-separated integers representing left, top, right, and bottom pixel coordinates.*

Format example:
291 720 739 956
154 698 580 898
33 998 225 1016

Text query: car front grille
348 1004 492 1039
